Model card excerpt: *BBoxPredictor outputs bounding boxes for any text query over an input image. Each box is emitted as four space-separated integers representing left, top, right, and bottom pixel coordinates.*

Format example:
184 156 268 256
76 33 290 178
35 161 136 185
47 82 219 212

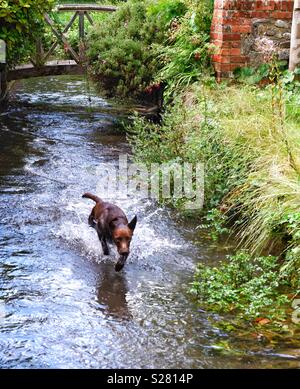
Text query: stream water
0 75 299 368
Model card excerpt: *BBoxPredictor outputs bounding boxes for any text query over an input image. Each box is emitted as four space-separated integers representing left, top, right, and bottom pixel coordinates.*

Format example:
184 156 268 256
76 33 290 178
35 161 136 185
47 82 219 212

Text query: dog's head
112 215 137 258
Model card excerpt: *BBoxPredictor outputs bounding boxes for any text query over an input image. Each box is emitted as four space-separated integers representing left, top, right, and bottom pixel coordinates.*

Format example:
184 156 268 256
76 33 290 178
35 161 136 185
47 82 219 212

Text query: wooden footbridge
6 4 117 82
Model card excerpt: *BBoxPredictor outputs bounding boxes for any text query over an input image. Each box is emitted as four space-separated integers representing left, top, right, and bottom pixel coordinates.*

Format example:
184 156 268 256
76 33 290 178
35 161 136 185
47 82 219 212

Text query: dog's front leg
97 232 110 255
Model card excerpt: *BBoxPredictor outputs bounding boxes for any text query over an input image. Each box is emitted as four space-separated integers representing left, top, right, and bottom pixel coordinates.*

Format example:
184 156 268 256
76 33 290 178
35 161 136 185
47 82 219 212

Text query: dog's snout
119 249 129 256
117 240 130 256
115 253 128 272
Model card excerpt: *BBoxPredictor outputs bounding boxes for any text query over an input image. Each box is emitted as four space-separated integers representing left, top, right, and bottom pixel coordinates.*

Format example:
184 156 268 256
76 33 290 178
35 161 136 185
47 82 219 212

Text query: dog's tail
82 192 102 203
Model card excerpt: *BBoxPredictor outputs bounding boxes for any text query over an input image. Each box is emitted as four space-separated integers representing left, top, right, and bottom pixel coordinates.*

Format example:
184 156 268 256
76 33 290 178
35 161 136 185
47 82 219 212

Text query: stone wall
210 0 294 79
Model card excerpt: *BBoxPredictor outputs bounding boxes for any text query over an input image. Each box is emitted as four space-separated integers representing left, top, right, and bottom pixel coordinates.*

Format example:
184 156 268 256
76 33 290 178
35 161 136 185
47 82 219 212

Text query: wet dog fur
82 193 137 271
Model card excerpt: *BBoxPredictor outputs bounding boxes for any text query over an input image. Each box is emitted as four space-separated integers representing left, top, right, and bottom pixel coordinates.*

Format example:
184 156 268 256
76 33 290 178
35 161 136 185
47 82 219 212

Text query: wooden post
0 40 7 103
43 11 78 63
57 5 117 12
78 11 85 64
44 13 80 64
35 38 44 67
79 11 85 41
85 12 94 26
289 0 300 71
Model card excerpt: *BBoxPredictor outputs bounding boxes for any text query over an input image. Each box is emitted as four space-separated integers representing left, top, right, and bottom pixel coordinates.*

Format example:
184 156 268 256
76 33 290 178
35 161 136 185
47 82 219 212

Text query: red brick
250 11 271 18
220 48 231 56
230 55 248 63
256 0 275 11
212 54 231 64
231 25 252 33
220 41 234 48
210 0 293 79
230 48 241 56
231 41 241 48
211 39 223 48
210 32 223 41
272 11 293 19
222 33 242 41
214 47 231 56
216 64 232 72
231 10 252 18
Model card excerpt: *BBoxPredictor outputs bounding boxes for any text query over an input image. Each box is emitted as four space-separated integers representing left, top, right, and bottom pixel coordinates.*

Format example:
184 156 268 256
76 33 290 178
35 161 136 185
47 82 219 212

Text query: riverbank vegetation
86 0 300 330
128 73 300 327
0 0 55 65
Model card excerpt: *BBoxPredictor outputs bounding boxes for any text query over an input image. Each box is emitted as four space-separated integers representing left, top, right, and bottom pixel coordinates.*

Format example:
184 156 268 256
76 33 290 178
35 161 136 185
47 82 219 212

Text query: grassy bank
85 0 300 328
128 78 300 327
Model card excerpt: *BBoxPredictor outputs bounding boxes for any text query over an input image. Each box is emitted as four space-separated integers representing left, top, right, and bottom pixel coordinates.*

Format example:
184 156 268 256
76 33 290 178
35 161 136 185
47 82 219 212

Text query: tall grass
128 76 300 314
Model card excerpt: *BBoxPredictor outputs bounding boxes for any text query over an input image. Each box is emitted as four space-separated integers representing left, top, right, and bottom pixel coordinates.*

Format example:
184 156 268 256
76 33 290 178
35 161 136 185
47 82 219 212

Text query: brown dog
82 193 137 271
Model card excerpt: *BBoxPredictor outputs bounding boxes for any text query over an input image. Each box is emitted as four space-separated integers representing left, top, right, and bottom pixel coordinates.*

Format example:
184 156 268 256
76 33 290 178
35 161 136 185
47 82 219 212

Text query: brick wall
211 0 294 79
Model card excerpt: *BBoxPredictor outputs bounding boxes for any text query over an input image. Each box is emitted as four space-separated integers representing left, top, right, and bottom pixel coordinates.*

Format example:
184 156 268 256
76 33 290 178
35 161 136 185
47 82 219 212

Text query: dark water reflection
0 76 299 368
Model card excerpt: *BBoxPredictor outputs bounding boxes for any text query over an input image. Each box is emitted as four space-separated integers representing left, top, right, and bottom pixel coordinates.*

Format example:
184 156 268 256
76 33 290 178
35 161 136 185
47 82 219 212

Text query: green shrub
190 251 290 321
146 0 187 26
127 97 188 163
128 82 254 210
87 0 185 97
154 0 214 98
87 0 213 98
128 78 300 322
0 0 55 66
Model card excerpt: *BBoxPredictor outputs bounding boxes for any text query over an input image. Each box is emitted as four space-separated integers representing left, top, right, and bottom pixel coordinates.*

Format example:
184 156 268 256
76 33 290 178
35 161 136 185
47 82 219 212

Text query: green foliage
87 0 174 97
280 248 300 293
128 77 300 323
234 64 270 85
0 0 55 65
234 64 300 124
128 82 255 210
281 68 300 122
147 0 187 25
127 99 188 163
190 251 290 321
200 209 230 241
155 0 214 97
87 0 214 98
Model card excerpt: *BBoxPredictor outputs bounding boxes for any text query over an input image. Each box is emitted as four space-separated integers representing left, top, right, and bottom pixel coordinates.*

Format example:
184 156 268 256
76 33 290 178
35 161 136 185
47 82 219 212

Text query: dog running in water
82 193 137 271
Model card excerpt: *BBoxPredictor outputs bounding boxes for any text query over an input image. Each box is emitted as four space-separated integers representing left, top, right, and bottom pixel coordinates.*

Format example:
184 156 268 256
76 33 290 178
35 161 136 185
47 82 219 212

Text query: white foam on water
54 195 194 273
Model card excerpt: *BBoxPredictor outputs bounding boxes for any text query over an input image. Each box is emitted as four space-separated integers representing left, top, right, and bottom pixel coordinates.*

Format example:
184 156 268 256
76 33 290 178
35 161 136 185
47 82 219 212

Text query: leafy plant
154 0 214 98
234 64 270 85
146 0 187 26
87 0 182 98
87 0 214 98
128 77 300 325
0 0 55 66
199 209 230 241
190 251 290 321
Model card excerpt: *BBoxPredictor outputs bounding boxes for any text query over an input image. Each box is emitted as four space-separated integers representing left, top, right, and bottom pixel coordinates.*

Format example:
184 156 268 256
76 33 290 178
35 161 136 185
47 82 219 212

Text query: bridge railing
33 4 117 67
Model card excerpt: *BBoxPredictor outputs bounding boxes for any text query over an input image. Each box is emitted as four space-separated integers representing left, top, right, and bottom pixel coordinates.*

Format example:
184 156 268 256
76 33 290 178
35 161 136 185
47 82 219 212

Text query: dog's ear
128 215 137 232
